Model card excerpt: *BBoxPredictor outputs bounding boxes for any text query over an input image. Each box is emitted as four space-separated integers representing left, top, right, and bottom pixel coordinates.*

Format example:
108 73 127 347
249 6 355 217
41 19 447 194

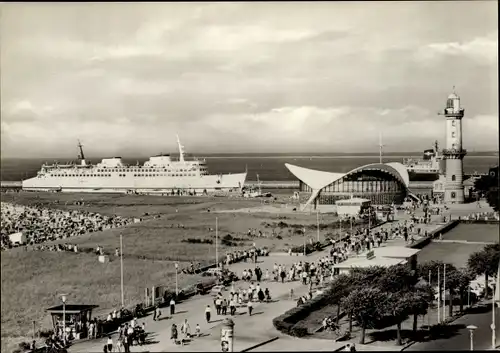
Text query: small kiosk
46 304 98 340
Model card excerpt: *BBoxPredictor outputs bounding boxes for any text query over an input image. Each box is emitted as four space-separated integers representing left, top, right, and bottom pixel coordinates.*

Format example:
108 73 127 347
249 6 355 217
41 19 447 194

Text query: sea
1 154 498 182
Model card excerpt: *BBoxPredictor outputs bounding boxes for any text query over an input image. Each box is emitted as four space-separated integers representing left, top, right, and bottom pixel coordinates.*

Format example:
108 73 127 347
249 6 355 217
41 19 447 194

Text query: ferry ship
403 141 444 182
22 137 247 194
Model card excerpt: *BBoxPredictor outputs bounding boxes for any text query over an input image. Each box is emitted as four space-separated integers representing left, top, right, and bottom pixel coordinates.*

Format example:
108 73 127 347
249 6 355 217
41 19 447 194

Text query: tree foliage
468 243 500 278
377 264 418 293
473 166 499 211
341 287 388 344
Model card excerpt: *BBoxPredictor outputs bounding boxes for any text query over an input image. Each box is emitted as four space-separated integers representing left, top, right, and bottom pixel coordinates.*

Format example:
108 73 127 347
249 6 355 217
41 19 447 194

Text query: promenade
68 201 492 352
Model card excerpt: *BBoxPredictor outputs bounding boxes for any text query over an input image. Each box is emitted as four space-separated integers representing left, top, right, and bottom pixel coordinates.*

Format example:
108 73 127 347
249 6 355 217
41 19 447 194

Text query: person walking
170 298 176 316
171 324 178 344
229 298 236 316
106 336 113 353
205 305 212 323
247 300 253 316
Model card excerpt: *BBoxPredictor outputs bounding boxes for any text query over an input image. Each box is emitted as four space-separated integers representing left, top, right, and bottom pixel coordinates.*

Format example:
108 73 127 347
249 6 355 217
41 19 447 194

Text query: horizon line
1 150 498 160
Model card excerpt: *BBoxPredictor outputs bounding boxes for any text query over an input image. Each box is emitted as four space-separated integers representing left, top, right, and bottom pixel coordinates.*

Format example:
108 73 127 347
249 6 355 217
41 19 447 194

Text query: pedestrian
123 334 130 353
106 336 113 352
215 297 222 315
258 289 265 302
170 298 176 316
229 298 236 316
195 324 201 337
222 298 228 315
205 305 212 323
155 305 162 321
171 324 178 344
247 300 253 316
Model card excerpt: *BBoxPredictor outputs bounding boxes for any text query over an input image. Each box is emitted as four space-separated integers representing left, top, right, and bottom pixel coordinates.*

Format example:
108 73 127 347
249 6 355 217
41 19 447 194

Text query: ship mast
378 132 385 164
176 135 185 163
77 140 87 166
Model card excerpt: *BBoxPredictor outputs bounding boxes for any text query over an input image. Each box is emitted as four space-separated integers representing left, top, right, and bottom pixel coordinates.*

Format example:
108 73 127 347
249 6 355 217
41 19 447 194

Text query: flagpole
443 264 446 322
316 210 320 243
120 233 124 308
216 217 219 270
438 267 441 324
428 270 431 329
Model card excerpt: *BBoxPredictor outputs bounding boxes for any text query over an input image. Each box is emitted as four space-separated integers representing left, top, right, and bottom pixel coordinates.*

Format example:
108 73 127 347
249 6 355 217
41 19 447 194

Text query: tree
468 243 500 297
407 282 434 335
473 166 499 211
327 273 354 325
341 287 388 344
384 292 412 346
377 264 418 293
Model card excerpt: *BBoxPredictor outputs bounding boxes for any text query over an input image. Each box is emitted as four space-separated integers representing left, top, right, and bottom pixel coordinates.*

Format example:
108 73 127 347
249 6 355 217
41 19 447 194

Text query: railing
442 148 467 156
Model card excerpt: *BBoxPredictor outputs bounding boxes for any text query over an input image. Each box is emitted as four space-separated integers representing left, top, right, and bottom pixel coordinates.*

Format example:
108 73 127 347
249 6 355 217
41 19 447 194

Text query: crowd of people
182 246 269 274
0 202 133 250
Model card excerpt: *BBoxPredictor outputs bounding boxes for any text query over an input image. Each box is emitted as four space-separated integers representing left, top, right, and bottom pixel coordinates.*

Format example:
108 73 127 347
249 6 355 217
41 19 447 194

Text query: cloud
0 2 498 158
415 32 498 64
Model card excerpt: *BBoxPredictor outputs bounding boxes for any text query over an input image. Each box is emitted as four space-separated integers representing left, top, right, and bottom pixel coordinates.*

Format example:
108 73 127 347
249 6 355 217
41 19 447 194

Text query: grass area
1 191 344 352
442 223 499 243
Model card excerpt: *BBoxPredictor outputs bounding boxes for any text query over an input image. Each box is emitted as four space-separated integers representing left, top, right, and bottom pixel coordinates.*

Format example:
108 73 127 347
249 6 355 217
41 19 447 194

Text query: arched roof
285 161 410 192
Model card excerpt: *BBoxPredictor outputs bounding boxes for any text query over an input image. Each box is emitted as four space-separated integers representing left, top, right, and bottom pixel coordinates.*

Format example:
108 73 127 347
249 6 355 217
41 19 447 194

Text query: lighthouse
442 91 467 204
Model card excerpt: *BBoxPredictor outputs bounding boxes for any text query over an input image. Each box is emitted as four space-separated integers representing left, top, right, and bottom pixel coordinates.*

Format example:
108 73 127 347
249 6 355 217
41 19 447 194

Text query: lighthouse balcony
444 109 465 118
442 148 467 157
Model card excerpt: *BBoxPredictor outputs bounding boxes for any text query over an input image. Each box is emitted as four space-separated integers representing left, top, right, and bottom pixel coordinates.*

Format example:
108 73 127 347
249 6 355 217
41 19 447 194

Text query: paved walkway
68 207 452 353
69 249 331 352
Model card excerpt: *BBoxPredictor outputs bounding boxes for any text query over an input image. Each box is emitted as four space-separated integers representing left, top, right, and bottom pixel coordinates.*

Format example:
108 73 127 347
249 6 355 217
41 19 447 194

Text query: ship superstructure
22 136 247 193
403 141 444 182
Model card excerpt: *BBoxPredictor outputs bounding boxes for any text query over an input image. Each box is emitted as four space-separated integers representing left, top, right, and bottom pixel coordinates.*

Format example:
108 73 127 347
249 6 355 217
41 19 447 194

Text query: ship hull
22 173 247 193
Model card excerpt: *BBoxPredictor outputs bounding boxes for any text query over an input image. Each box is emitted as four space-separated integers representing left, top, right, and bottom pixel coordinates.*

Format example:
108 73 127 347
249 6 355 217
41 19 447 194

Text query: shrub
272 286 336 335
290 241 323 255
289 325 309 337
182 238 213 244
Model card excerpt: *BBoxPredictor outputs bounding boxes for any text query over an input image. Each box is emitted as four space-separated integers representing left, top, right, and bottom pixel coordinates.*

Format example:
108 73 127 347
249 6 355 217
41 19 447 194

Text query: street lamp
175 263 179 296
492 283 497 350
60 294 67 346
467 325 477 351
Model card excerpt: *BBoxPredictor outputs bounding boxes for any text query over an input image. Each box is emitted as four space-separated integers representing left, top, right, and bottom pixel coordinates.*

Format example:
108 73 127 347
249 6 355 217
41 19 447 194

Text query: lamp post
120 234 124 308
60 294 67 346
467 325 477 351
175 262 179 296
492 283 497 350
316 210 320 243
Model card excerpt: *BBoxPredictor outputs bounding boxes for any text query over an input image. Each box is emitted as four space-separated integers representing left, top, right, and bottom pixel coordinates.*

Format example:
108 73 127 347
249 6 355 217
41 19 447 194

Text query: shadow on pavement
175 310 189 314
369 324 466 344
463 303 492 315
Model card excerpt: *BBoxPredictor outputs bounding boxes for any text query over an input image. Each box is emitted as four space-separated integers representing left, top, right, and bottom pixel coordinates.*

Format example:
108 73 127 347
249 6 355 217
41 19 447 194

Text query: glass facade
299 169 407 205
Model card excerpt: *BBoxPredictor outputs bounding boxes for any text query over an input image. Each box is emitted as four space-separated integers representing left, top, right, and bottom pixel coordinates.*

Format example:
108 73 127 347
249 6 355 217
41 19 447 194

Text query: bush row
272 286 335 337
290 241 324 255
181 238 214 244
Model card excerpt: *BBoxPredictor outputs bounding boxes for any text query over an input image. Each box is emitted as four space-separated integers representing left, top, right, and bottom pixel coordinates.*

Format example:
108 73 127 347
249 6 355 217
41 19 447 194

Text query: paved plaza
68 201 495 352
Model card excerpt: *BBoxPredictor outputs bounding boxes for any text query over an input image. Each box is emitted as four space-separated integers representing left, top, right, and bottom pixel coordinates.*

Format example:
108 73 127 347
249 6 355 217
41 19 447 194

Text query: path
68 205 454 353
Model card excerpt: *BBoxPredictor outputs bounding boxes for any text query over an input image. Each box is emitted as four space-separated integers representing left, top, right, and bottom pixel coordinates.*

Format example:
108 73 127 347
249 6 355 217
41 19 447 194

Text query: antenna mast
378 132 385 164
176 135 185 163
77 140 86 166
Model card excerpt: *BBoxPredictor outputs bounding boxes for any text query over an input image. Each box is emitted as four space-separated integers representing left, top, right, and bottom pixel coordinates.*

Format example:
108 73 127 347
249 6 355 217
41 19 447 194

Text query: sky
0 1 498 158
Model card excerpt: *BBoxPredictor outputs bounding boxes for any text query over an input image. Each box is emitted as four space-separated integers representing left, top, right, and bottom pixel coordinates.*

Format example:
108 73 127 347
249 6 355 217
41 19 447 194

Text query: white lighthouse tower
441 90 467 204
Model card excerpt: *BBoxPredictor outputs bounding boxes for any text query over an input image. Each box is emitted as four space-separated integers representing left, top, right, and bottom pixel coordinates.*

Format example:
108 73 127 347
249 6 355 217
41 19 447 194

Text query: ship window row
48 173 198 177
97 168 196 172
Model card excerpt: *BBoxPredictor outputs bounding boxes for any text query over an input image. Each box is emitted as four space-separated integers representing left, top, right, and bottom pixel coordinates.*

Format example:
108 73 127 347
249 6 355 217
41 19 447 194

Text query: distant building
336 198 371 216
285 162 413 210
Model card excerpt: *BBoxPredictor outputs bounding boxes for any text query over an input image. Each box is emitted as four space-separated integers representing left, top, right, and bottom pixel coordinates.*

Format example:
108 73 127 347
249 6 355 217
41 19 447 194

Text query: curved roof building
285 162 412 210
